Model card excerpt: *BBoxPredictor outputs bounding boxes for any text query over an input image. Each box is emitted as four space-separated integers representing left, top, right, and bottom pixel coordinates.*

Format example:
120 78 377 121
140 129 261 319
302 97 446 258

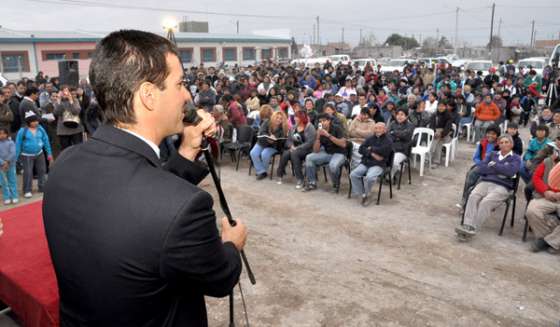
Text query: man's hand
47 155 53 162
552 192 560 202
371 153 383 161
318 128 330 138
544 190 557 201
178 110 216 161
220 217 247 251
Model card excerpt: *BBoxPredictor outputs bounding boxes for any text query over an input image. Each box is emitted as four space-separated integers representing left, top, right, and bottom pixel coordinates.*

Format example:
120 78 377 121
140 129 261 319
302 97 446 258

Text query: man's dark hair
317 113 332 121
485 124 501 136
89 30 179 125
536 124 550 137
24 87 39 97
323 103 336 112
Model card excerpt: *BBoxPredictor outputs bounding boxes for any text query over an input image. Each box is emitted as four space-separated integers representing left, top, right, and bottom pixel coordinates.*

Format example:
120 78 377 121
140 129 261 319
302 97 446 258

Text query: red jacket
532 162 560 195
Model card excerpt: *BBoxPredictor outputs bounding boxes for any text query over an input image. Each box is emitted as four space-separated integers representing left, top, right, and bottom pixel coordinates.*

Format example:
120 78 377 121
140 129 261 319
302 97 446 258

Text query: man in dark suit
43 30 248 326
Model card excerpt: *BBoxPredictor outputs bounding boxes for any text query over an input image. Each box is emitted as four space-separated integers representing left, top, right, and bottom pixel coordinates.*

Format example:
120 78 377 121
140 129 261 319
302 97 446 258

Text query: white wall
0 43 37 81
175 41 291 68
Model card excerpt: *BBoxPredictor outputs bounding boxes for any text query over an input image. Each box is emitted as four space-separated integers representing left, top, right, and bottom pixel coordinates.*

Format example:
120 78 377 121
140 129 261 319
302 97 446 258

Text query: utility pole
436 28 439 42
530 20 535 47
454 7 459 53
236 20 239 35
359 28 362 46
341 27 344 45
312 23 316 44
316 16 320 45
489 2 495 56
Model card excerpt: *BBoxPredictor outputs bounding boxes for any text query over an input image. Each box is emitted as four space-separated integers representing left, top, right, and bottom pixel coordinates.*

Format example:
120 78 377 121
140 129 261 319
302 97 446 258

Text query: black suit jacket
43 125 241 326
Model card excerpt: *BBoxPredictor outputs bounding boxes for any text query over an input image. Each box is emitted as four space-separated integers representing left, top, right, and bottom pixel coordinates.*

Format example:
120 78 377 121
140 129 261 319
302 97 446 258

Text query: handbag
62 110 81 128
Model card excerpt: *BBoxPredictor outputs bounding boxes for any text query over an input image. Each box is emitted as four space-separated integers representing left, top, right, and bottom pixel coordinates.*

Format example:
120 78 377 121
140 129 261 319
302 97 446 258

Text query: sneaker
361 194 370 207
303 183 317 192
295 180 304 189
455 225 476 239
24 192 32 198
531 238 550 253
3 199 10 205
12 198 19 204
276 177 283 185
256 173 267 181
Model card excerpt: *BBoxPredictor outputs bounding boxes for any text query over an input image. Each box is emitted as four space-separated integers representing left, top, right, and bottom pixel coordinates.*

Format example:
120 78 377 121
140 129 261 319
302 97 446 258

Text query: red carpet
0 201 59 327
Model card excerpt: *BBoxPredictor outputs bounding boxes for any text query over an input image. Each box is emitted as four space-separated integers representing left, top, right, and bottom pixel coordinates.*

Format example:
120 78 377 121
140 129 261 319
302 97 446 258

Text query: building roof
0 27 291 44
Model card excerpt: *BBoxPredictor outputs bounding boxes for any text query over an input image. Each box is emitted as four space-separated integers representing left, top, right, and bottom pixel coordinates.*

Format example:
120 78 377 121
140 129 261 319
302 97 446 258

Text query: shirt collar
118 128 160 159
499 150 513 160
24 96 35 102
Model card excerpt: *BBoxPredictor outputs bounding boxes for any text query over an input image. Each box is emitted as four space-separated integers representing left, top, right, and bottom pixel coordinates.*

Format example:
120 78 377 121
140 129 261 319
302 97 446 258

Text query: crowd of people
1 56 560 253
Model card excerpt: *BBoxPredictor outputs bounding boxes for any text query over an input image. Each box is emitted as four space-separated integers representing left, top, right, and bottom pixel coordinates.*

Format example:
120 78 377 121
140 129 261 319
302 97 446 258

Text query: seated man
459 124 500 208
304 113 347 192
389 109 414 180
474 93 501 142
429 100 453 167
455 135 521 241
526 150 560 254
350 122 393 206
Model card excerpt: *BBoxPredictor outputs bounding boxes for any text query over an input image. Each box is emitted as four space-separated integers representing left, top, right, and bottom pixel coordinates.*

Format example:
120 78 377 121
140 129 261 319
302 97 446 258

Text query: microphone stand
200 139 256 327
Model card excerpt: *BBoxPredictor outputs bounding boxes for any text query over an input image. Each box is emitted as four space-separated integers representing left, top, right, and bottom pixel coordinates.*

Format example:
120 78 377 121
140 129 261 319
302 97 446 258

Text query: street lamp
162 18 178 45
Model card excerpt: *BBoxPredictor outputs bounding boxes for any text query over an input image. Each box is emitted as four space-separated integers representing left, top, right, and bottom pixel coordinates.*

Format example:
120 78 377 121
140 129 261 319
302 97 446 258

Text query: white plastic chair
411 127 435 177
442 124 458 167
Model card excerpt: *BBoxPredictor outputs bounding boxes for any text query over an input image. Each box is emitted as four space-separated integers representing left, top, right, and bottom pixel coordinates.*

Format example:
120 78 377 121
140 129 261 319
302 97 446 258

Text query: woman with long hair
276 110 317 188
250 111 289 180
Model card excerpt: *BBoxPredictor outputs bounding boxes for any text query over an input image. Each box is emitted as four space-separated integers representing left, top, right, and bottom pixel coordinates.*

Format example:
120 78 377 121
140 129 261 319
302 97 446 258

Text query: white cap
24 111 37 119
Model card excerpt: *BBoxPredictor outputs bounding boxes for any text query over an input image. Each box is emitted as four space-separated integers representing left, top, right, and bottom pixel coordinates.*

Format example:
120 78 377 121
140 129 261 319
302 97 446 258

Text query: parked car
517 57 547 76
352 58 377 71
379 58 416 73
0 73 7 87
464 60 494 76
328 54 351 66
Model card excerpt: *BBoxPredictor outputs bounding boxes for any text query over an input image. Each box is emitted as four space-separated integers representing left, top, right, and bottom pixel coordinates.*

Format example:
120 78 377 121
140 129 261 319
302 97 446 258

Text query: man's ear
138 81 157 111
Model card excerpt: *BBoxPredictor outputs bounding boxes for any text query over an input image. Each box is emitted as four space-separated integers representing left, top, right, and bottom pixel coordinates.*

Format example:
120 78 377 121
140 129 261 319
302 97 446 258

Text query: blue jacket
479 151 521 190
473 139 497 166
524 137 550 162
15 126 52 158
0 139 16 166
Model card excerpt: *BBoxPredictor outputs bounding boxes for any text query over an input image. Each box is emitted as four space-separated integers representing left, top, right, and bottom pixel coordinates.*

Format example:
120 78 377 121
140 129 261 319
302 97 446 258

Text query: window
278 47 289 59
200 48 216 63
1 51 30 72
222 47 237 62
45 53 66 60
242 47 256 61
87 52 94 59
261 48 272 60
72 52 81 59
178 48 193 63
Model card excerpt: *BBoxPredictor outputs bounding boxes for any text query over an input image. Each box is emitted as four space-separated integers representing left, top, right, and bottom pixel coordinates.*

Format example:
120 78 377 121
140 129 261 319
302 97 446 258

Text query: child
521 124 550 183
15 112 53 198
0 127 17 204
506 122 523 156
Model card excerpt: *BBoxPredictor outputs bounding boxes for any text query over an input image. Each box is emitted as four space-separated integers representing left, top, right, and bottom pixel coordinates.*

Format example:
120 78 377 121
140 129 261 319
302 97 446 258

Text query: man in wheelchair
455 135 522 241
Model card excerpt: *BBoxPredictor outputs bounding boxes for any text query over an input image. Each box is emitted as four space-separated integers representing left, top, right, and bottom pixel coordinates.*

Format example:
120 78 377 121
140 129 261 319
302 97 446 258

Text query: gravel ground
1 133 559 327
204 138 560 327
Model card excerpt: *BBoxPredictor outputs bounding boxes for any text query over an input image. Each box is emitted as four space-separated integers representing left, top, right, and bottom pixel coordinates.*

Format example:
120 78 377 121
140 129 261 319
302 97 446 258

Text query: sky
1 0 560 47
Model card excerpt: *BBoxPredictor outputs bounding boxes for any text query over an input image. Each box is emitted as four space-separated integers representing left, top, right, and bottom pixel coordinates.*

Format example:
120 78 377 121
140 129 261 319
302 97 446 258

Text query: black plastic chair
460 175 519 236
222 125 254 171
248 149 283 180
347 150 394 205
397 146 413 190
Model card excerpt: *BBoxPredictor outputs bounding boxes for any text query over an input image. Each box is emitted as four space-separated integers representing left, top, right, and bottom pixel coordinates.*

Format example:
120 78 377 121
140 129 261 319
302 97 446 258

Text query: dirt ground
204 138 560 326
1 132 559 327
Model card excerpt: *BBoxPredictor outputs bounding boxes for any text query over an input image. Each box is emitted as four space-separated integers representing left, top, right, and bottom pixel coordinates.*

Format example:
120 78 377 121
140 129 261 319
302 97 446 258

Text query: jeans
0 165 17 200
277 147 309 181
350 164 384 196
305 151 346 186
250 143 278 175
22 153 46 194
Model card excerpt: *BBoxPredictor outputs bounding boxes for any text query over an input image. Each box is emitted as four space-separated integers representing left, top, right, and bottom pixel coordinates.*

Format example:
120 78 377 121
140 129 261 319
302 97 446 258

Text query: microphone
183 101 202 126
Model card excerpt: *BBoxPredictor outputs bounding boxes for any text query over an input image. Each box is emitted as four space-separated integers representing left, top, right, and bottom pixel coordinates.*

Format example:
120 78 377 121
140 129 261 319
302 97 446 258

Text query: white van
352 58 377 71
328 54 351 66
518 57 547 76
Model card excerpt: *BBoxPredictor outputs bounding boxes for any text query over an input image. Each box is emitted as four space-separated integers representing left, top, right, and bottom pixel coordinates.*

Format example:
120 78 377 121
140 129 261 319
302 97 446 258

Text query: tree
438 36 452 49
384 33 419 50
422 37 438 49
487 35 503 48
361 32 377 47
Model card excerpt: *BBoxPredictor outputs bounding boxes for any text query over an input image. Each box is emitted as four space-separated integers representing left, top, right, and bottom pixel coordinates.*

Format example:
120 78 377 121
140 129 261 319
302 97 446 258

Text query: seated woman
276 111 316 188
455 135 521 241
250 111 288 180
